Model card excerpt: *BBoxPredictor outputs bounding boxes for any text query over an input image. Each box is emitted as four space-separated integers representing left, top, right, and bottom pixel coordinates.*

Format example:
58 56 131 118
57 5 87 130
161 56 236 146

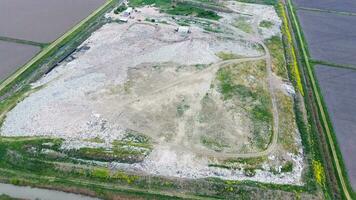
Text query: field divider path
286 0 353 199
0 0 118 92
0 36 47 48
298 6 356 17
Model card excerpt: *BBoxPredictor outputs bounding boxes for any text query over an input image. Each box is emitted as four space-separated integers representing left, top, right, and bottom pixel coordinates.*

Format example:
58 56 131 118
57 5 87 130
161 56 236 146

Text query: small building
123 7 133 16
118 17 128 22
175 26 191 34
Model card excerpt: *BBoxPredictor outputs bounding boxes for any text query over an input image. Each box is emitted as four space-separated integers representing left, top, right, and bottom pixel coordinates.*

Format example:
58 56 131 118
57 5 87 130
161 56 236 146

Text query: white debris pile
111 145 304 185
225 1 282 39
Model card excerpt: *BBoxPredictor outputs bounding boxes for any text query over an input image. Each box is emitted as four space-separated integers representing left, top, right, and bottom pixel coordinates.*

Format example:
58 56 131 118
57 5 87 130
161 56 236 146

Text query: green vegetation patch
91 168 110 179
167 2 221 20
203 26 223 33
216 61 273 150
235 0 277 5
259 20 274 28
281 161 293 173
265 36 288 79
216 51 244 60
201 135 229 152
0 137 317 199
69 130 152 163
0 194 20 200
233 16 253 33
0 138 62 174
129 0 221 20
129 0 172 8
210 157 267 177
276 91 298 154
176 98 190 117
114 5 128 14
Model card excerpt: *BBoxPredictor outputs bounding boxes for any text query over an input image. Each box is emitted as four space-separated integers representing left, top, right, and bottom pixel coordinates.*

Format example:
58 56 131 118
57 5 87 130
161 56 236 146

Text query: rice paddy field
296 10 356 66
0 0 106 43
0 41 40 82
0 0 106 82
293 0 356 13
314 65 356 189
293 0 356 191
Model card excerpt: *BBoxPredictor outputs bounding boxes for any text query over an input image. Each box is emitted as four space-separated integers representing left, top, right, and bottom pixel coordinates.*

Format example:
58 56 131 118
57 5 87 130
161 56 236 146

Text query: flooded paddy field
0 0 105 43
315 65 356 189
0 183 99 200
293 0 356 13
293 0 356 190
297 10 356 66
0 41 40 82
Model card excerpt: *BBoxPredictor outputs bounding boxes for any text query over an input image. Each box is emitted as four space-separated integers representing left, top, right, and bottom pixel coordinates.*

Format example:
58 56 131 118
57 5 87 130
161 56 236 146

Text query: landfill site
0 1 305 185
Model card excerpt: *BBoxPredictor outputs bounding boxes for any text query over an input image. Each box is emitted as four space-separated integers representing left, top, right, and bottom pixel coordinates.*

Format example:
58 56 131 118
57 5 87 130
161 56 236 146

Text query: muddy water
0 0 106 43
0 41 40 82
0 183 100 200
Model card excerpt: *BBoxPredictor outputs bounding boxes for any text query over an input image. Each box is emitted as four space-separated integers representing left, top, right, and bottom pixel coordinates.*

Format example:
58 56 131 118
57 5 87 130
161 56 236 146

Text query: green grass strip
0 36 48 48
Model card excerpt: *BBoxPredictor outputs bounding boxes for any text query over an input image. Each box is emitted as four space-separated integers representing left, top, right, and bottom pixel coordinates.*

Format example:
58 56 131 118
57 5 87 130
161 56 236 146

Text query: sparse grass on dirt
276 91 298 154
209 156 267 175
233 16 253 33
216 61 273 150
68 131 152 163
203 26 223 33
216 51 243 60
259 20 274 28
278 3 304 95
176 99 190 117
83 137 105 143
265 36 288 79
201 135 229 152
